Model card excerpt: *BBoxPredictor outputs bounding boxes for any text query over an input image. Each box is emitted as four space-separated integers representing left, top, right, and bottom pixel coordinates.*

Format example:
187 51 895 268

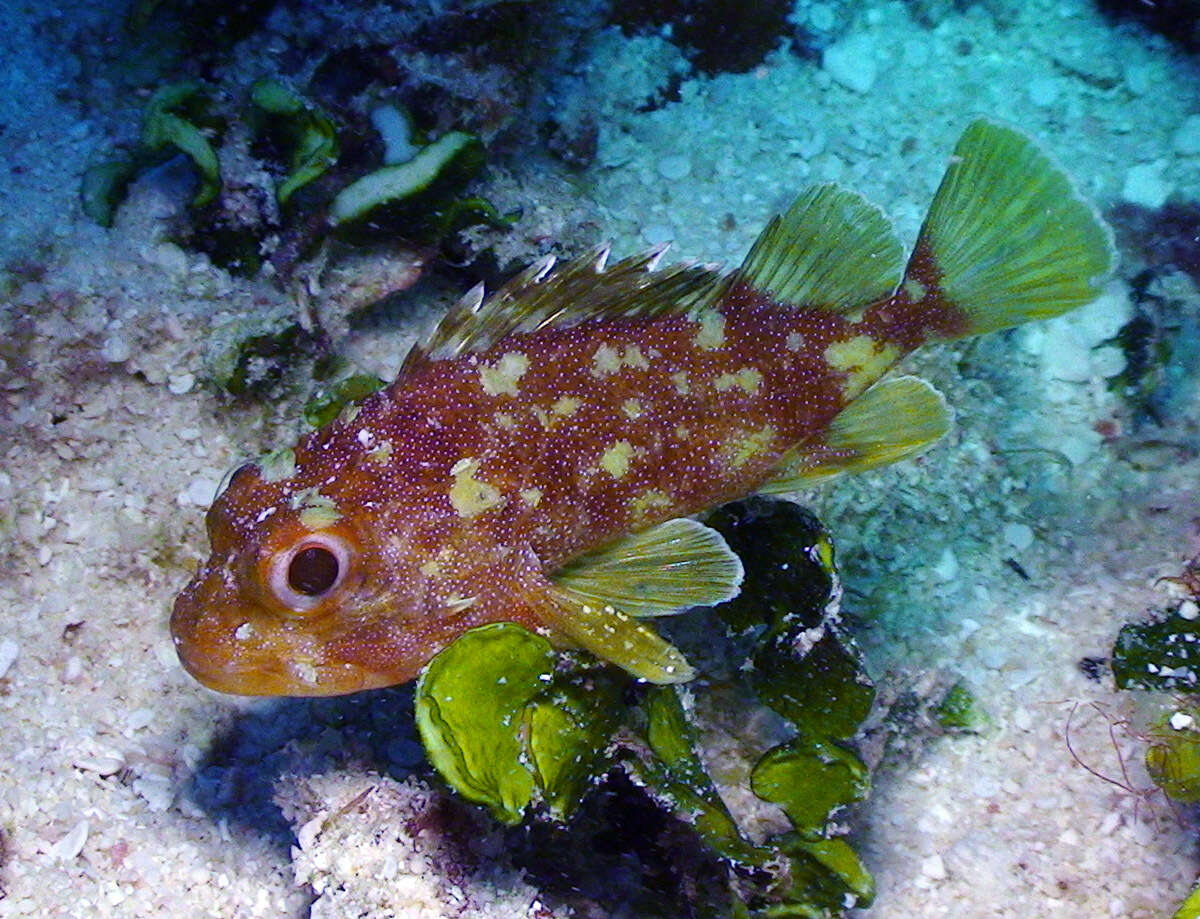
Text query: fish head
171 460 435 697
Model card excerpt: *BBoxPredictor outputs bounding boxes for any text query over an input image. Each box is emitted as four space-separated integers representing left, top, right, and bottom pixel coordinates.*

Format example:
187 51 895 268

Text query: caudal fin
908 120 1115 339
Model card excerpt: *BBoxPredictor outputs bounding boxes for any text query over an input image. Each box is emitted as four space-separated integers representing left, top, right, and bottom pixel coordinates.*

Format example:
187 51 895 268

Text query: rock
823 34 878 94
1121 161 1171 208
658 154 691 180
1173 115 1200 156
1002 522 1034 552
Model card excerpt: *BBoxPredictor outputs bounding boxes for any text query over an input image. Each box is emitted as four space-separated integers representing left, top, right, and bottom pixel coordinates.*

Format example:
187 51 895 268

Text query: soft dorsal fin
532 518 744 684
403 246 729 371
732 184 904 315
760 375 951 492
551 517 744 618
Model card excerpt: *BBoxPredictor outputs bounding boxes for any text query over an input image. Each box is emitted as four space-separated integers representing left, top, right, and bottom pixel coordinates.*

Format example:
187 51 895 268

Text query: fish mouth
172 633 393 697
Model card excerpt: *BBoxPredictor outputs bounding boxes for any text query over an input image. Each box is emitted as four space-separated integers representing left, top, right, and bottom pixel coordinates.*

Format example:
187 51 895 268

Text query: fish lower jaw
181 653 394 697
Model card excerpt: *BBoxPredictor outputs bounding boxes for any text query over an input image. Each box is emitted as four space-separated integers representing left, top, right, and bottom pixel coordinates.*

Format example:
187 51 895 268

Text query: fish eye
268 534 352 613
289 546 339 595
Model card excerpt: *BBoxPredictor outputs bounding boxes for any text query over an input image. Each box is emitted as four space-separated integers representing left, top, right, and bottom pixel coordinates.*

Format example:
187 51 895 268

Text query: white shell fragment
0 638 18 679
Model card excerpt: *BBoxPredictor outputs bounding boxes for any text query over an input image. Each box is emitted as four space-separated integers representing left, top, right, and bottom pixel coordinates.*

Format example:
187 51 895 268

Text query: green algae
751 737 870 833
1111 606 1200 692
415 623 553 824
1175 881 1200 919
1145 709 1200 803
141 82 222 207
83 79 507 281
935 680 989 733
250 79 339 206
205 313 309 396
81 81 222 226
302 372 387 429
414 623 620 824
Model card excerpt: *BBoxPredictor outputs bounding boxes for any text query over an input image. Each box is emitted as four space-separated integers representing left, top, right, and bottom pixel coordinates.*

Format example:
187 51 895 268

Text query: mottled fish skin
171 120 1114 696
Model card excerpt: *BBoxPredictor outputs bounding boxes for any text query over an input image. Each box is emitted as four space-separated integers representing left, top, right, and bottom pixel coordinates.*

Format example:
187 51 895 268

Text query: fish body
172 121 1114 696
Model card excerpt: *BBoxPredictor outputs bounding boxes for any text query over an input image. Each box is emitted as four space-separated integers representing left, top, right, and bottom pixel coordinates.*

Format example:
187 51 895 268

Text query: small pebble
932 547 959 582
1180 599 1199 621
1170 711 1195 731
641 223 675 245
133 772 175 812
101 334 131 364
61 655 84 683
1012 707 1033 731
1123 61 1155 96
657 154 691 180
808 2 835 31
168 372 195 395
126 708 155 732
823 33 878 94
1027 77 1059 108
74 751 126 777
1173 115 1200 156
920 853 947 881
1121 161 1171 208
1003 522 1034 552
181 476 219 507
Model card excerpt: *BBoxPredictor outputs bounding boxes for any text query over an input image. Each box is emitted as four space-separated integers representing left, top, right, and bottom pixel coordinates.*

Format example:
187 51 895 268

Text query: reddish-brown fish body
173 279 946 694
172 120 1113 696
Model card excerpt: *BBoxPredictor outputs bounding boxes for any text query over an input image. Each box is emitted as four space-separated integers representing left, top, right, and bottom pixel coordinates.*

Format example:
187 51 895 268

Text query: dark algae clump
415 497 878 917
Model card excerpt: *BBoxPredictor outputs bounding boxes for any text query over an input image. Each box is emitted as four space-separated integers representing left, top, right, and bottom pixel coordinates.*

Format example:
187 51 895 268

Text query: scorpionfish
172 120 1113 696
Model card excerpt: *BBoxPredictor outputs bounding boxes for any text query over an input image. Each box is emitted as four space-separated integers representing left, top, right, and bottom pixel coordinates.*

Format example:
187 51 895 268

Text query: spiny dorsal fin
910 119 1115 338
551 518 744 618
760 375 951 492
732 184 904 315
403 246 728 371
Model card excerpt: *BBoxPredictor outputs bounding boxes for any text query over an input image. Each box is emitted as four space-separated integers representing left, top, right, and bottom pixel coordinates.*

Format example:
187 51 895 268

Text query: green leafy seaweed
1145 710 1200 803
250 79 339 206
751 738 870 835
141 82 222 207
302 373 387 429
415 622 554 823
415 623 621 824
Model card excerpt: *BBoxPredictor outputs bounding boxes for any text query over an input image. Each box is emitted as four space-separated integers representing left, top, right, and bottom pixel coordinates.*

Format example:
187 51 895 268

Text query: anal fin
761 376 951 491
541 587 696 684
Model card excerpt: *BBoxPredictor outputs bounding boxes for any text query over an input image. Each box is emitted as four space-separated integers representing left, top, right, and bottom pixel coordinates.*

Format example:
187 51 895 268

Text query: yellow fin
404 246 728 369
761 376 950 491
913 119 1115 337
732 184 904 314
541 587 695 684
551 518 744 618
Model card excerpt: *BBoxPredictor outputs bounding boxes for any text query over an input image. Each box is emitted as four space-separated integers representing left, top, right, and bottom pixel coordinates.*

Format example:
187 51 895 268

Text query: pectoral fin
532 518 744 683
761 375 951 492
552 517 744 617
